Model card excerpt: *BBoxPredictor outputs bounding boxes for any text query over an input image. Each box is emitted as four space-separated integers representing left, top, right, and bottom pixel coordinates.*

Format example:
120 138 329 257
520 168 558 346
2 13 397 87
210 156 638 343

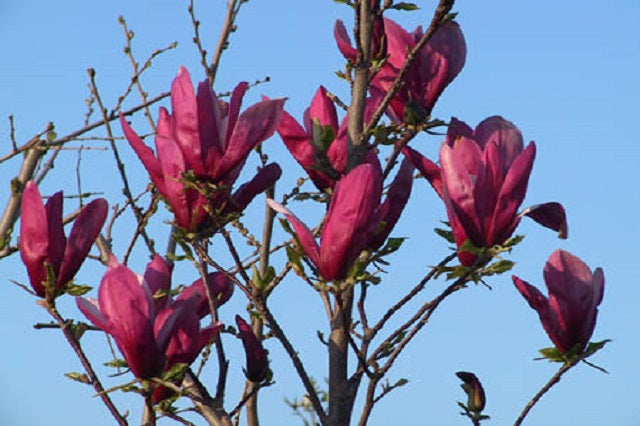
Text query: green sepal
62 282 93 296
391 2 419 11
65 372 90 384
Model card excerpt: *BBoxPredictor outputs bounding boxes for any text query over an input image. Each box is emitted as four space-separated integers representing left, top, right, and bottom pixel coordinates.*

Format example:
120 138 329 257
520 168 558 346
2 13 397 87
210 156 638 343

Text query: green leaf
46 130 57 143
65 372 90 384
391 2 419 11
286 245 305 275
104 358 128 369
162 362 188 382
312 121 336 151
583 339 611 358
63 283 93 296
484 260 515 275
538 347 565 362
434 227 455 244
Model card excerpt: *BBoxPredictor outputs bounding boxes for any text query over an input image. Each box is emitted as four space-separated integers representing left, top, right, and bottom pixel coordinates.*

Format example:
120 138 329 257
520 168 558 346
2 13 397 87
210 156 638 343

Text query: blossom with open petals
405 116 567 265
121 67 284 232
19 181 107 298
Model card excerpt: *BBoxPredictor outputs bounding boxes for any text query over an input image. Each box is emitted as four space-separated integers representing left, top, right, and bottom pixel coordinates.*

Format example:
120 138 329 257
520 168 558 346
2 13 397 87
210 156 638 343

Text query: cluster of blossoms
15 3 604 415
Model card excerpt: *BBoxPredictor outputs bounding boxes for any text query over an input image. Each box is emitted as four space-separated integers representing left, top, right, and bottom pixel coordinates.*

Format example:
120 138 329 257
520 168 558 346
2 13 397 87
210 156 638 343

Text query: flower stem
513 359 578 426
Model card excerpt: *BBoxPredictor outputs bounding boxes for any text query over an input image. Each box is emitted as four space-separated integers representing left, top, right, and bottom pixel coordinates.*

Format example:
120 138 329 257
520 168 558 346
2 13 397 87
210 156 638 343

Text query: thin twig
513 360 579 426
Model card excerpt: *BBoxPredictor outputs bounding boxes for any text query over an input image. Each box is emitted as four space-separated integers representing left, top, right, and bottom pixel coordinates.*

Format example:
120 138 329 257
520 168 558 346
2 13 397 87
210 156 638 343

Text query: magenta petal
319 164 382 280
197 81 223 168
156 134 191 229
225 82 250 147
383 18 414 69
44 191 66 278
513 274 567 352
99 264 162 378
228 163 282 214
143 255 173 312
473 116 523 168
440 144 483 245
420 21 466 112
334 19 357 61
308 86 339 135
155 300 198 362
403 146 443 198
267 199 321 271
236 315 268 382
170 67 204 175
76 297 108 331
216 98 285 181
486 142 535 245
120 114 166 194
178 272 234 318
445 117 474 145
369 157 414 249
57 198 108 288
521 202 568 239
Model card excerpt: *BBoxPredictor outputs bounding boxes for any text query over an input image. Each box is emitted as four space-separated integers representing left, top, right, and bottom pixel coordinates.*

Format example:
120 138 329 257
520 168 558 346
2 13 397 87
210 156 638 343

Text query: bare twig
513 360 579 426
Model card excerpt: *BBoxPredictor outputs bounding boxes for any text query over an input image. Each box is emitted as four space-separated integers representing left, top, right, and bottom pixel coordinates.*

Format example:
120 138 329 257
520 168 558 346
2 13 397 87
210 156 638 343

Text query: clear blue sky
1 1 639 425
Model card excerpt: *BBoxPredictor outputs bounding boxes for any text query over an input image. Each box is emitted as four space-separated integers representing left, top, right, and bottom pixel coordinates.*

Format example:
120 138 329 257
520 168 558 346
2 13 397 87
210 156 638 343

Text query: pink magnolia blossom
76 256 221 381
370 18 466 124
277 87 381 191
121 66 284 232
269 162 411 281
19 181 108 298
405 116 567 265
235 315 269 382
512 250 604 354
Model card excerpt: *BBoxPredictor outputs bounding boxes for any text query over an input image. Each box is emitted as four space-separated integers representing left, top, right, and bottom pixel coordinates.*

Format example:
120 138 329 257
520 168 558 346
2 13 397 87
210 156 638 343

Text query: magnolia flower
405 116 567 265
19 181 107 298
235 315 269 382
76 256 220 380
269 162 411 281
121 66 284 232
512 250 604 354
277 87 381 191
370 18 466 124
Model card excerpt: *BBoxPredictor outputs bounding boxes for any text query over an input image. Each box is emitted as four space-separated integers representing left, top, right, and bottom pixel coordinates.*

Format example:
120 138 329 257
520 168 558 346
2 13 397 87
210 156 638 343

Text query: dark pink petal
120 114 166 194
486 142 535 245
513 275 567 352
57 198 108 287
215 98 285 181
155 300 199 364
440 143 483 245
228 163 282 214
418 21 466 112
197 81 223 169
403 146 443 198
369 157 413 250
224 82 250 148
197 324 222 353
278 110 333 190
473 116 523 168
75 297 108 331
383 18 414 69
520 202 568 239
306 86 339 135
334 20 357 61
155 134 191 229
236 315 268 382
99 263 162 378
143 255 173 312
177 272 235 318
456 371 486 412
170 67 204 175
44 191 66 278
267 199 321 271
319 164 382 280
445 117 474 146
